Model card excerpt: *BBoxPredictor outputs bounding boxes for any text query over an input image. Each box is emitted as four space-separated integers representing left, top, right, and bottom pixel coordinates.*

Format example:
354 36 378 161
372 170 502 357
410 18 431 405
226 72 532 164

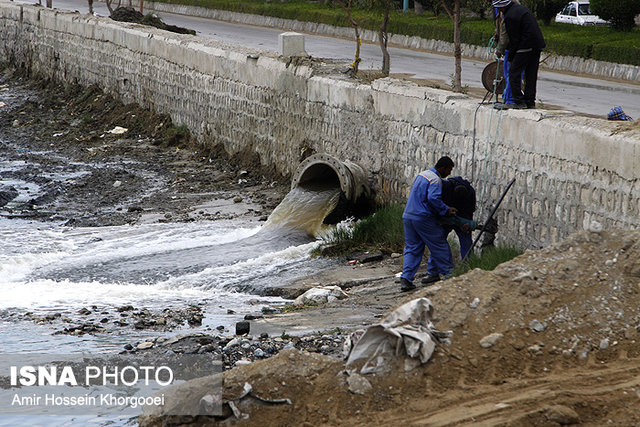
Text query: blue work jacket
403 168 450 221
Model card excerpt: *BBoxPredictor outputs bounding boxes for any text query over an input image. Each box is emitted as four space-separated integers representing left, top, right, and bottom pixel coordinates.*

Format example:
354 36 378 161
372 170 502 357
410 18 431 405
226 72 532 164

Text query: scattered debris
235 321 250 336
607 106 633 121
224 382 292 420
545 405 580 425
0 185 18 207
529 319 547 333
108 126 128 134
347 250 384 264
137 341 154 350
110 7 197 35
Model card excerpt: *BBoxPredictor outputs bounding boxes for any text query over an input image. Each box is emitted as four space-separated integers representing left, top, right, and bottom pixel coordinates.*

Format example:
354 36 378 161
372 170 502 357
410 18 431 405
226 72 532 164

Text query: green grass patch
77 85 102 104
154 0 640 65
279 301 320 312
453 245 523 276
164 124 191 146
318 203 405 256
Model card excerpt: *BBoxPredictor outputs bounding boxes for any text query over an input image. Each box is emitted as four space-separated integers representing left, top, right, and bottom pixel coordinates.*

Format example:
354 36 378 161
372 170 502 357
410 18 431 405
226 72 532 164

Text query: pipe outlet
291 153 370 202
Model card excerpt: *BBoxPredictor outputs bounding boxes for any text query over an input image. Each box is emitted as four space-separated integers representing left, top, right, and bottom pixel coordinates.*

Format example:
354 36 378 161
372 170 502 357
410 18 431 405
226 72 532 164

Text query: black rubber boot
400 277 416 292
421 275 441 285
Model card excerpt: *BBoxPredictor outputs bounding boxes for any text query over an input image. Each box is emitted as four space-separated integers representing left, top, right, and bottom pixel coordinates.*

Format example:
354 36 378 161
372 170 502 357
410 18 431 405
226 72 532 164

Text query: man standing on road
493 0 521 107
493 0 546 109
400 156 457 292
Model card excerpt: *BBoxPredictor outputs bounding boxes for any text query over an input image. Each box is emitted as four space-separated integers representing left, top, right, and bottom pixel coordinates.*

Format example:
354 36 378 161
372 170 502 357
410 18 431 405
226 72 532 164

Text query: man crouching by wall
400 156 458 292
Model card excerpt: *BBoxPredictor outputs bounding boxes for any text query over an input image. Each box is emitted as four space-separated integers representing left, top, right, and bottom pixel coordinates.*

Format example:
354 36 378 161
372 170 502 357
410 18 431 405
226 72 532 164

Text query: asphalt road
18 0 640 118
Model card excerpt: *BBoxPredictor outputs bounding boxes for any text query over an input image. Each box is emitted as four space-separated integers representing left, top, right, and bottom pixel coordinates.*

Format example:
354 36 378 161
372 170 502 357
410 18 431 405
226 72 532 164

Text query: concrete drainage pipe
290 153 373 222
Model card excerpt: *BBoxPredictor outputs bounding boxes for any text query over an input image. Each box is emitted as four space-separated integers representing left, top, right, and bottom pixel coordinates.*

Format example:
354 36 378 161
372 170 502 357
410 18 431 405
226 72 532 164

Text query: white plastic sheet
344 298 451 374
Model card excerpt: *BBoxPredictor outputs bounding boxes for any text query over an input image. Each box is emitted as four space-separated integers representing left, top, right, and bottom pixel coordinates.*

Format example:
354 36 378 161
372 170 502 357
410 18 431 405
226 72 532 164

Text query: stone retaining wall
1 1 639 249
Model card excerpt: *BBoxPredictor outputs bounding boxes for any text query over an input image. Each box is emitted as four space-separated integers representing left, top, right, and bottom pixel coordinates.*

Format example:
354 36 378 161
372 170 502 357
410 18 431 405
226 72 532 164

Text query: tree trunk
453 0 462 92
45 0 52 7
139 0 144 14
88 0 94 14
334 0 361 74
353 27 362 74
379 1 391 76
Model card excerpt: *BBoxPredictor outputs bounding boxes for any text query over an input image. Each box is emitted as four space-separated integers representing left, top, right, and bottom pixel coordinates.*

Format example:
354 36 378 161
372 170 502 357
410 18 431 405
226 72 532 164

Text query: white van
555 1 609 26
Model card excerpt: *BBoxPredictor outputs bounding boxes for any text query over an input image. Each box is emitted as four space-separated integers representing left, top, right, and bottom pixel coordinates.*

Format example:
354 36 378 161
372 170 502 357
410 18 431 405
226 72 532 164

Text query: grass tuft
279 301 320 312
319 203 405 256
453 245 522 276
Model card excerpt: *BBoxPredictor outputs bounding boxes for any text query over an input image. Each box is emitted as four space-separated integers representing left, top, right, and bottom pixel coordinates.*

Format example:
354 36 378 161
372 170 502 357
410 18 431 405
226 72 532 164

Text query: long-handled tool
462 177 516 263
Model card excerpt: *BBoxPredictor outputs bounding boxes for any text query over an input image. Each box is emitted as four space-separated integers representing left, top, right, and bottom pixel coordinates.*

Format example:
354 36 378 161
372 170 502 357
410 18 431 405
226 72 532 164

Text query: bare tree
378 0 392 76
45 0 52 7
439 0 462 92
333 0 362 74
88 0 94 15
104 0 123 15
440 0 453 19
452 0 462 92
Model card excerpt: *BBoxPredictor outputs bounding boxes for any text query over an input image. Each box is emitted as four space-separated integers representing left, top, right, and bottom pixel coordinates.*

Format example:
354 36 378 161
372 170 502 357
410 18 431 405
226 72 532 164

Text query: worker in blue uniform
400 156 457 292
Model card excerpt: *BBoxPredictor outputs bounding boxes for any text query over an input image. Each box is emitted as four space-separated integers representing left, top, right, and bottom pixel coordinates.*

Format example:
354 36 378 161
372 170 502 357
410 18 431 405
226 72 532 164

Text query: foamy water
0 77 351 427
0 181 343 354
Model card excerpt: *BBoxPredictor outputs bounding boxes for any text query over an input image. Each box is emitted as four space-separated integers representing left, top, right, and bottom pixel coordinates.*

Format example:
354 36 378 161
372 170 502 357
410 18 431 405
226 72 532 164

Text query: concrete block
278 32 306 57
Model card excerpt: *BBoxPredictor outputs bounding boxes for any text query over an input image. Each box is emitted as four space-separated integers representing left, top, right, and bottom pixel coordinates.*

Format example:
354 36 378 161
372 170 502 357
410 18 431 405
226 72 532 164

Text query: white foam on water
0 174 343 362
0 218 261 282
0 278 211 310
0 218 315 312
158 239 322 290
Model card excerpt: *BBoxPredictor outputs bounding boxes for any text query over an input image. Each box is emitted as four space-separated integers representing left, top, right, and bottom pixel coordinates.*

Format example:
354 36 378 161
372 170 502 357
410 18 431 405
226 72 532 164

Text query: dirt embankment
141 228 640 426
229 229 640 426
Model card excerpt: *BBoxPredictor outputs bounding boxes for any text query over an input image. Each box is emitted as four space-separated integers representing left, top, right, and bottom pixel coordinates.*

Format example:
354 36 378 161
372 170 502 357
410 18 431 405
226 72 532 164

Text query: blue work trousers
502 49 524 105
502 50 514 104
402 216 453 281
444 226 473 260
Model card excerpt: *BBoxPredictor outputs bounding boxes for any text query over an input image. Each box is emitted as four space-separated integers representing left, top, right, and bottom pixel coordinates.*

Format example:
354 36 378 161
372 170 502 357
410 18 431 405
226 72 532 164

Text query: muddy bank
0 66 289 227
